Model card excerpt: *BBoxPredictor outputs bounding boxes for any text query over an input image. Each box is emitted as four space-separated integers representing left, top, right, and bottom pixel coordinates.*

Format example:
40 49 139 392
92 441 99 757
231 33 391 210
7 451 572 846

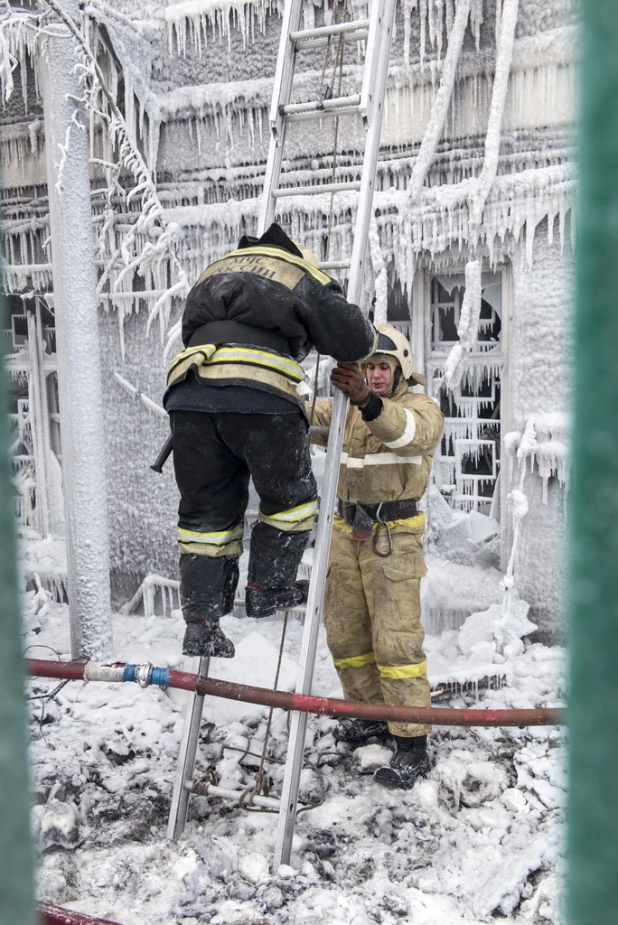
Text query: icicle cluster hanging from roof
165 0 282 54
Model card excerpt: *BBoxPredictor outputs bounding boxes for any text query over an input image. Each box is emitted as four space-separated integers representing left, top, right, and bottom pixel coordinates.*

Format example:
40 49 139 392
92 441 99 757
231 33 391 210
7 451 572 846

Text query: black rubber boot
333 718 389 743
245 579 309 618
246 523 310 617
183 621 235 658
374 735 430 789
180 553 238 658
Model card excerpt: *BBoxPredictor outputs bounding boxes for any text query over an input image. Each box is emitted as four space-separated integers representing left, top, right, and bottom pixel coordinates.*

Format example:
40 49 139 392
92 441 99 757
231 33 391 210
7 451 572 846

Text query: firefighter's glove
331 362 371 407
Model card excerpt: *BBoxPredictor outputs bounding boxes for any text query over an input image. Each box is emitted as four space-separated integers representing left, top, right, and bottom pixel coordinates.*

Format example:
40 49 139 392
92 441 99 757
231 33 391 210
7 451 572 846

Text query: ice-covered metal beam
39 0 112 660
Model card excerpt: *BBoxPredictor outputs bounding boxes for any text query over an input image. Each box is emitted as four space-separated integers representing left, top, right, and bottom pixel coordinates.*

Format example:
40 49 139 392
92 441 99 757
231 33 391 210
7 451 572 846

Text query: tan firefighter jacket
308 378 444 533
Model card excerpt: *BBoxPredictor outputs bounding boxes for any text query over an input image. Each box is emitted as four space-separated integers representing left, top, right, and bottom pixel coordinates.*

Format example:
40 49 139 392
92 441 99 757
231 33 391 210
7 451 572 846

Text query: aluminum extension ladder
167 0 397 867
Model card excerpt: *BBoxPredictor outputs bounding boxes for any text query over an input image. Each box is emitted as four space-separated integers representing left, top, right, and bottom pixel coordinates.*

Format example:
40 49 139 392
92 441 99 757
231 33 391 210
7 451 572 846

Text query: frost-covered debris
26 598 565 925
506 413 569 501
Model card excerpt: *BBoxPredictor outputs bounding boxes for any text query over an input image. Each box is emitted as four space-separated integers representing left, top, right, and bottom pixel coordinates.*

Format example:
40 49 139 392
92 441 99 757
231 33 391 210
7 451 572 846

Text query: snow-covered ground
25 583 565 925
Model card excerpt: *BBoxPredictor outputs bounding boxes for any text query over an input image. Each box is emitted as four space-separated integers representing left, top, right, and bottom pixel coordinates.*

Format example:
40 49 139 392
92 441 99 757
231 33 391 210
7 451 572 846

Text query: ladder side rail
260 132 287 234
268 0 304 129
273 0 397 869
260 0 305 234
358 0 384 119
273 386 347 869
347 0 397 303
166 656 210 840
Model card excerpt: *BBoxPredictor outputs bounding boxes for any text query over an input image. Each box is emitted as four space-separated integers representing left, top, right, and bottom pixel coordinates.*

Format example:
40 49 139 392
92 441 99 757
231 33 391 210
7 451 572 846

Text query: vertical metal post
26 303 51 537
273 0 397 868
0 294 36 924
410 270 427 384
40 0 112 659
567 3 618 922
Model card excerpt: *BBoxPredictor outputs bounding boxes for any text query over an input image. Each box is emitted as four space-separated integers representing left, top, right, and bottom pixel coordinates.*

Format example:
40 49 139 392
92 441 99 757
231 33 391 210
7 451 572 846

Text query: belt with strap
336 498 418 526
189 320 292 356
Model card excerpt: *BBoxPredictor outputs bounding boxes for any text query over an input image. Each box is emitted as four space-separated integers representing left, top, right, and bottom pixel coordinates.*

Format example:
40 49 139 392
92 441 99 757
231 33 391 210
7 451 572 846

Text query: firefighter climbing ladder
167 0 397 867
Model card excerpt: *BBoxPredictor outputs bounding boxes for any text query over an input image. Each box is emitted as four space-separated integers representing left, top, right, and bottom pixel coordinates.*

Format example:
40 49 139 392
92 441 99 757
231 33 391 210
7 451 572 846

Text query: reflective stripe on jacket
167 343 307 404
309 379 444 510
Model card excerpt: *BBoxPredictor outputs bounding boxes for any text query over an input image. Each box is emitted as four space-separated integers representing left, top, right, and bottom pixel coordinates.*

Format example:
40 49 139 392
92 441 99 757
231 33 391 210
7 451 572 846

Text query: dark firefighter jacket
165 223 377 410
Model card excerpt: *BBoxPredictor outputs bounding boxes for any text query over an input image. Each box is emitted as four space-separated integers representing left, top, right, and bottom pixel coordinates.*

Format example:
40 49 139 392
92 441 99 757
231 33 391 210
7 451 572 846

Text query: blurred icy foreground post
0 285 36 923
567 1 618 921
40 0 112 659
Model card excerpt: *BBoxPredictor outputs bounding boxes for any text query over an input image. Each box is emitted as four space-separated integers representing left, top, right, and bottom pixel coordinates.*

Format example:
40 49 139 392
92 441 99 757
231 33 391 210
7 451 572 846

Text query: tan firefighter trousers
323 524 431 737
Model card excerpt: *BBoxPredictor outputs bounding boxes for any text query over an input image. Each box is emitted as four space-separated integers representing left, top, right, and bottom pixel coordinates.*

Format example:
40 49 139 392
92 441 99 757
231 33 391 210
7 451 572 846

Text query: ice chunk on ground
436 752 508 809
353 743 394 774
473 831 560 918
238 851 270 885
37 799 80 851
458 595 537 657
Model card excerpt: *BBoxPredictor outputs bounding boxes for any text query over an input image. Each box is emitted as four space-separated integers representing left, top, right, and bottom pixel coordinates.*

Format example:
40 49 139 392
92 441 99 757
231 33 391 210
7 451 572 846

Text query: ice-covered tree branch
2 0 190 338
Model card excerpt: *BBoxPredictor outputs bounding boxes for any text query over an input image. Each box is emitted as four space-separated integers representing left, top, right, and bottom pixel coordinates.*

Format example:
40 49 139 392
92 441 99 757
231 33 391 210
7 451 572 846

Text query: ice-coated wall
509 220 573 635
511 218 573 425
0 0 577 636
99 305 181 606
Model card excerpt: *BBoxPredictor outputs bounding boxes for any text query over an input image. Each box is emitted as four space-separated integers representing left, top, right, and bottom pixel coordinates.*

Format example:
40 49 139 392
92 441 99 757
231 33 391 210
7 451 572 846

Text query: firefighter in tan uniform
310 324 444 789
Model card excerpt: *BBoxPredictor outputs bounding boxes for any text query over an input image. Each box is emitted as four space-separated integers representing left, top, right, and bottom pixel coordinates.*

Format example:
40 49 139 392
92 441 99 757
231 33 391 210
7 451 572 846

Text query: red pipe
26 659 564 727
40 902 122 924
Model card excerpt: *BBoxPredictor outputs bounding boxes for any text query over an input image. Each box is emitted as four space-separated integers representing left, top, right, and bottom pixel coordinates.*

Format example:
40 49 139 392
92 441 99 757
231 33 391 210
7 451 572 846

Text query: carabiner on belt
372 502 393 558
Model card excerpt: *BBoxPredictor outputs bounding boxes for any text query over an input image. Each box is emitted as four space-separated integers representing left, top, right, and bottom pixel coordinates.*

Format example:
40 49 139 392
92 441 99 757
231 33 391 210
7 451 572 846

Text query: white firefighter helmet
372 323 426 386
294 242 320 269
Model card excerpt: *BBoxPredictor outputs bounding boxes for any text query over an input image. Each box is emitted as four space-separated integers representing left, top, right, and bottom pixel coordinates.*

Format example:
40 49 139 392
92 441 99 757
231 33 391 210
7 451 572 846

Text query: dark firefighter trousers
170 410 317 622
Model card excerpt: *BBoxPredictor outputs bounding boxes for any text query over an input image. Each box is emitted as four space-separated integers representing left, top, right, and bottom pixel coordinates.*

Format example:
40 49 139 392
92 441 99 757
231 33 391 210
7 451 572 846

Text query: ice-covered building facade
1 0 572 639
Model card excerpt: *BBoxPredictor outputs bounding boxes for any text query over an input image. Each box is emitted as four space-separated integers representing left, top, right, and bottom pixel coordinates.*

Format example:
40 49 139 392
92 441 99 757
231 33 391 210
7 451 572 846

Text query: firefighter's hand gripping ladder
167 0 397 868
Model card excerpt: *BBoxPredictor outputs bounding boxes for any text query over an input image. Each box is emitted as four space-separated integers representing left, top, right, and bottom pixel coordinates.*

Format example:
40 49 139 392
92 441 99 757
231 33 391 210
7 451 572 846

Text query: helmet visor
376 332 398 352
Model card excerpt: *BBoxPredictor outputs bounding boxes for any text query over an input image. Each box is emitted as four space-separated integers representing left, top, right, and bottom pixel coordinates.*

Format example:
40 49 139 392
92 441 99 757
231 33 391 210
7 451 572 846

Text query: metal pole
567 3 618 922
40 0 112 659
0 295 36 924
26 304 50 536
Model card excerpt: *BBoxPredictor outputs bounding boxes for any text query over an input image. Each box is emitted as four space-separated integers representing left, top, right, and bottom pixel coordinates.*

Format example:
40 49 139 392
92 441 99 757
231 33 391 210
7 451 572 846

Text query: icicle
113 370 138 399
467 0 519 242
140 394 167 417
407 0 472 203
443 260 482 391
368 213 388 324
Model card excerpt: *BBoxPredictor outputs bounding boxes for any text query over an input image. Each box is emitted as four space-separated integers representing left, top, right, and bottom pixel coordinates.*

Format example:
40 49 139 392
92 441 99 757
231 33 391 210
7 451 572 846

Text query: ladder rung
295 30 369 52
282 94 361 116
188 782 281 811
285 106 361 124
319 260 351 270
233 597 307 614
290 19 370 42
272 181 361 198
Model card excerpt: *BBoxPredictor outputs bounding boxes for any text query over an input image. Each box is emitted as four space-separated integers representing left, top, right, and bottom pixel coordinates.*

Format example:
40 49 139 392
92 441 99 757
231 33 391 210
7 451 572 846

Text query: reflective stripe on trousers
324 525 431 738
334 653 428 680
178 524 244 557
258 499 317 532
